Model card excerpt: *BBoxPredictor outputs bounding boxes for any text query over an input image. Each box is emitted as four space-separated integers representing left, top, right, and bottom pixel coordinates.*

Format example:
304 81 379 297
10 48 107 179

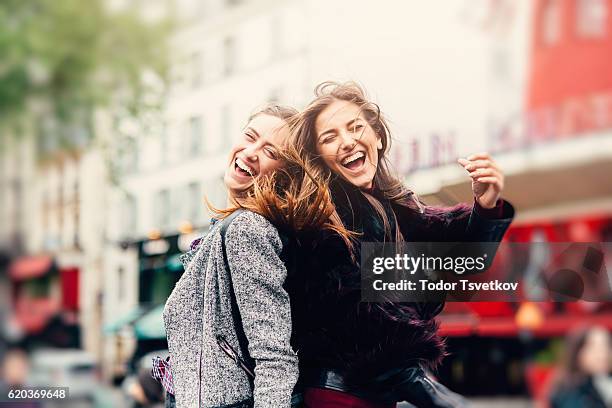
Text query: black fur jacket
284 177 514 388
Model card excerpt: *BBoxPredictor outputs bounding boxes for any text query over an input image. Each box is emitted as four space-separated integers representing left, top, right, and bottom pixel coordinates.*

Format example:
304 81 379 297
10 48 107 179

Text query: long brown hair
551 325 610 390
207 103 356 246
290 81 424 244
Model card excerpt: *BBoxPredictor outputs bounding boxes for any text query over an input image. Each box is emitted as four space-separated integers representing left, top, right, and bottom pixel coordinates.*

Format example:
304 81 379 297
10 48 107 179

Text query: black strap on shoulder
218 210 256 389
218 210 305 406
219 209 246 239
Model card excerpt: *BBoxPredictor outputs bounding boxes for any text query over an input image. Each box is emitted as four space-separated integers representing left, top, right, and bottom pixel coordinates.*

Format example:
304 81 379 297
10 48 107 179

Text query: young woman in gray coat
162 105 300 408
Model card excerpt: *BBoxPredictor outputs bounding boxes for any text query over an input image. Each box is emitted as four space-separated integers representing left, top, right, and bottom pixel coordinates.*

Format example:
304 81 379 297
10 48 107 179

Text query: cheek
580 347 600 370
368 141 380 167
259 159 282 176
227 145 241 162
316 144 338 166
365 130 380 147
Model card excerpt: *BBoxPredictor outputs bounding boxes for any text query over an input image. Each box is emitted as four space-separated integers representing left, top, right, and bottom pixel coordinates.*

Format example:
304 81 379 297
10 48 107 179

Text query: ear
376 135 383 150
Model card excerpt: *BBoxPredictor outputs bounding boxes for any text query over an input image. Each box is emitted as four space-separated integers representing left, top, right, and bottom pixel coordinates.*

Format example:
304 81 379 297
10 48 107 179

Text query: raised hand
457 152 504 209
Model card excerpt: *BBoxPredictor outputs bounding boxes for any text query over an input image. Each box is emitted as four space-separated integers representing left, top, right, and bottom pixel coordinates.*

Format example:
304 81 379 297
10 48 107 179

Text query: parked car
29 348 99 402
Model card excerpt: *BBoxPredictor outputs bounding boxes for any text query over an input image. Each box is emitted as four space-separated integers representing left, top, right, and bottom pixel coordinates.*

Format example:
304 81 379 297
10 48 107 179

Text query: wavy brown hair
207 104 356 247
290 81 424 244
550 325 610 392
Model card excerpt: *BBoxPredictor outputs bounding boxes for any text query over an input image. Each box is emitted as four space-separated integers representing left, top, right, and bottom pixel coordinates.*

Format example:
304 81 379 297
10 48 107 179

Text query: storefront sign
488 92 612 153
392 131 457 174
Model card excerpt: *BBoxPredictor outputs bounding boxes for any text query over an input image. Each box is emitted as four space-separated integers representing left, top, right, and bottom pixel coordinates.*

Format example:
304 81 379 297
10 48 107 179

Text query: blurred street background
1 0 611 406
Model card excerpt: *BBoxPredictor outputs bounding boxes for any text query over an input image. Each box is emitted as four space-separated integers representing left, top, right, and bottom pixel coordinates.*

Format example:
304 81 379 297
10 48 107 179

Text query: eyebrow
347 118 362 128
245 126 260 138
317 117 364 140
318 128 336 140
248 126 282 150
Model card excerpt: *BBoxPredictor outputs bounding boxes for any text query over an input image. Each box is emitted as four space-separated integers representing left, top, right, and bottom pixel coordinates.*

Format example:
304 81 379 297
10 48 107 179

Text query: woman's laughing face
314 100 382 189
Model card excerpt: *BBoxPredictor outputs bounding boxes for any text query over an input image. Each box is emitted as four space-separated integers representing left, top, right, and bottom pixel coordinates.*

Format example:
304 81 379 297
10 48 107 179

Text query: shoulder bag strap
217 209 256 389
218 210 303 407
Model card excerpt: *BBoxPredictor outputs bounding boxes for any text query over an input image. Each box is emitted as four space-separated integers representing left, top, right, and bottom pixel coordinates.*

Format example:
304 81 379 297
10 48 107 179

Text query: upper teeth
236 158 254 176
342 151 365 165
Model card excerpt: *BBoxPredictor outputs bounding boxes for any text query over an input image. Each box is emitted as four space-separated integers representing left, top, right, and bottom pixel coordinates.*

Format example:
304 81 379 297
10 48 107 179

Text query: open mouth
234 157 255 177
340 151 366 171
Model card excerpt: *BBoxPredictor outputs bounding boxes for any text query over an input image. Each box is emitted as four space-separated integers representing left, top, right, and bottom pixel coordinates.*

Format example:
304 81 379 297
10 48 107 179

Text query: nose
242 144 259 162
338 130 357 151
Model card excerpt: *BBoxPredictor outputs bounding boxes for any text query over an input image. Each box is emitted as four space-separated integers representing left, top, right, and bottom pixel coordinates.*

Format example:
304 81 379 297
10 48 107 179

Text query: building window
188 182 201 221
577 0 608 37
42 191 49 230
171 61 185 93
73 180 80 249
221 105 232 152
155 189 170 228
223 36 236 77
73 205 80 249
206 177 227 209
159 123 168 165
196 0 208 18
117 267 125 301
58 174 64 246
124 194 137 236
124 139 139 174
171 186 187 225
190 52 202 88
189 116 203 156
226 0 242 7
270 16 282 60
541 0 562 46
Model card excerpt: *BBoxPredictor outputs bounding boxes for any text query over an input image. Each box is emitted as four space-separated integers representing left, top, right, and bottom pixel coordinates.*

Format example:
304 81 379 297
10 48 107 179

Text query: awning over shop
9 255 54 281
409 133 612 221
133 304 166 340
103 307 147 335
166 254 184 272
438 312 612 338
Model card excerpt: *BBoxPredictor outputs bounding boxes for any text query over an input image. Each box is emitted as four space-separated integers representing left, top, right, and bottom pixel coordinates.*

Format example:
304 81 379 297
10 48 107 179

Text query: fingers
472 176 499 185
462 159 501 172
467 152 491 161
473 174 504 190
469 170 504 189
467 167 501 180
457 152 505 191
457 152 502 172
475 177 504 193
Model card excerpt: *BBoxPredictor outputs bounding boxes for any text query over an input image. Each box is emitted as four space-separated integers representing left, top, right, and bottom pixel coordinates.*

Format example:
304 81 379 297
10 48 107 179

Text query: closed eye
264 146 278 160
319 134 336 144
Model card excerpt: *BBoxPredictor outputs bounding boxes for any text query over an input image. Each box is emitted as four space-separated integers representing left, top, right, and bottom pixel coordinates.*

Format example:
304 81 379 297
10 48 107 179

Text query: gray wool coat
163 210 298 408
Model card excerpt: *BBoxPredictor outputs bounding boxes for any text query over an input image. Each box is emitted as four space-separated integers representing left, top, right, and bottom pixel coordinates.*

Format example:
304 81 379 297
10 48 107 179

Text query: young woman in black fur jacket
283 82 515 408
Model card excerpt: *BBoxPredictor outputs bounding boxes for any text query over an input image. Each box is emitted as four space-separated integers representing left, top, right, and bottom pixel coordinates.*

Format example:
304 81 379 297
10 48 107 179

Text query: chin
344 177 370 189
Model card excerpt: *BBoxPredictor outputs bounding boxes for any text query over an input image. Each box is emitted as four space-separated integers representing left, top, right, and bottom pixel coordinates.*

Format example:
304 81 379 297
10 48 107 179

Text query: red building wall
529 0 612 108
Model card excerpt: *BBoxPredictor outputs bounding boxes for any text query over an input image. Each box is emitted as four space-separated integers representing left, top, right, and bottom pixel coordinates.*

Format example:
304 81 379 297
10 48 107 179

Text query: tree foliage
0 0 172 150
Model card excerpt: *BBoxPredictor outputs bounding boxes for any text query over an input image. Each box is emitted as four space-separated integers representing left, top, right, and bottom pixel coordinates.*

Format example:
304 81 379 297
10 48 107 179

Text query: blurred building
101 0 612 393
101 0 311 379
0 117 107 356
2 0 607 400
405 0 612 399
0 134 36 345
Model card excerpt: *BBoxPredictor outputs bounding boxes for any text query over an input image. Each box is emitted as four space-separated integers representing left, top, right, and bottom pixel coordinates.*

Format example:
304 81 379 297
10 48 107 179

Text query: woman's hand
457 152 504 209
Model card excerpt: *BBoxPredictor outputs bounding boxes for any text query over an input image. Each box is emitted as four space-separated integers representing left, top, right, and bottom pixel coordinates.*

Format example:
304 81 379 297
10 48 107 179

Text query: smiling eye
264 147 278 160
244 132 255 141
350 124 364 132
320 134 336 144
